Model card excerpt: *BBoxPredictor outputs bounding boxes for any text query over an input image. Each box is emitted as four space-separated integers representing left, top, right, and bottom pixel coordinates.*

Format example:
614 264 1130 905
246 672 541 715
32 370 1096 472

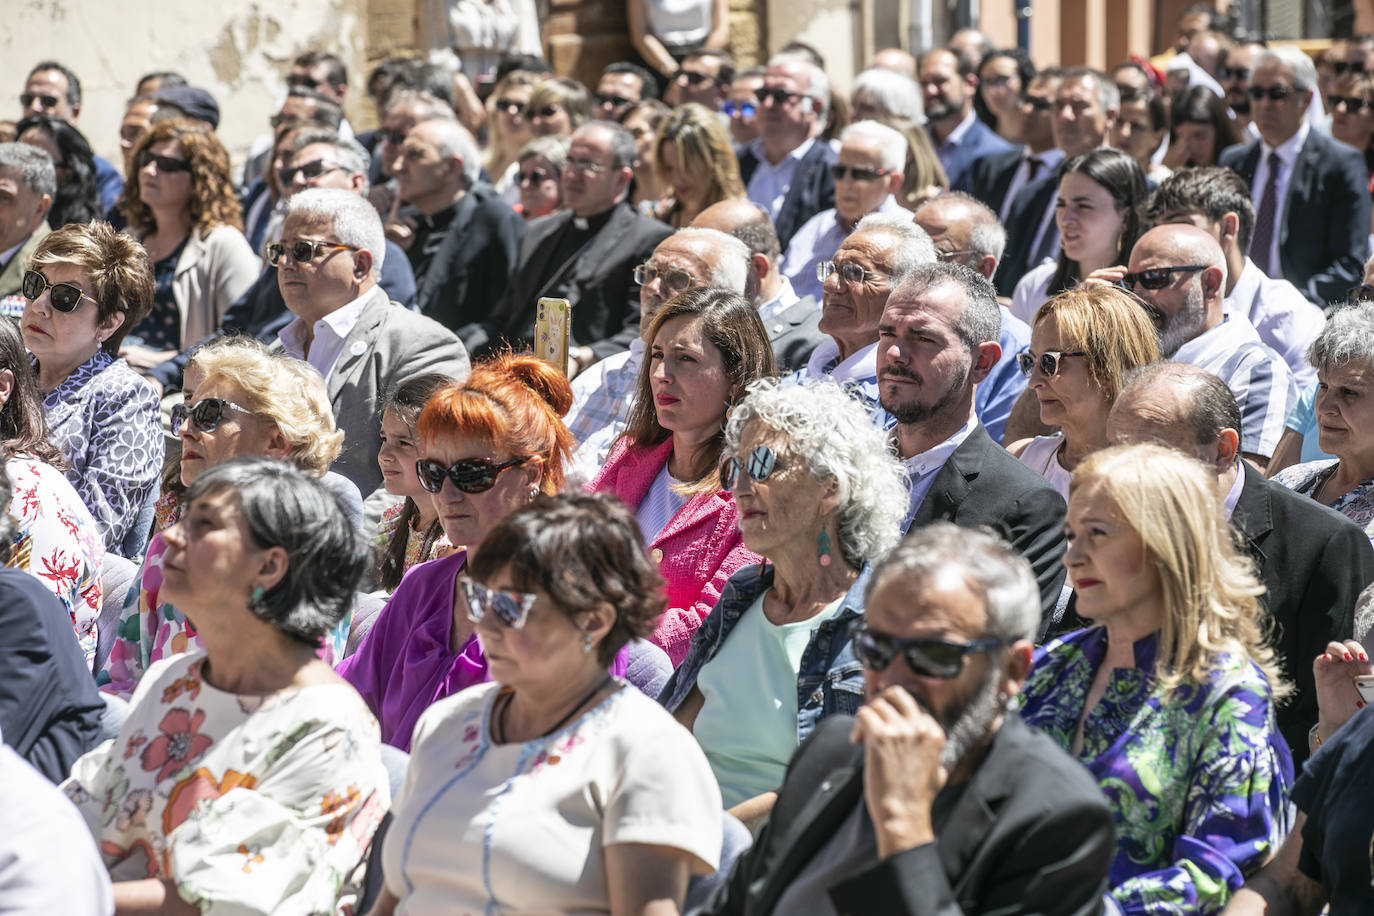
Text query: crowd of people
3 2 1374 913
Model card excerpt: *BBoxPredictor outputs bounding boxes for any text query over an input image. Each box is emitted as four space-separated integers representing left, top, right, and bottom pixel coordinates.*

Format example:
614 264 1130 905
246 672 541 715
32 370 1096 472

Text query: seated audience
589 288 773 663
1328 69 1374 191
975 48 1034 141
624 99 671 213
15 114 101 227
1008 285 1161 499
19 61 123 210
514 134 570 220
849 67 923 124
649 102 744 228
370 492 721 915
1021 443 1293 914
919 47 1016 192
1165 85 1241 169
592 61 658 123
699 522 1115 914
527 76 591 138
1109 87 1169 184
660 378 907 825
64 458 388 915
876 115 947 211
0 143 55 302
484 68 541 205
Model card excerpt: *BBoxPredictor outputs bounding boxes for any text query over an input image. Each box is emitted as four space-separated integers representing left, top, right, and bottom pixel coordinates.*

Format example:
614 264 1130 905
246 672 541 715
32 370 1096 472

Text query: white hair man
0 143 55 299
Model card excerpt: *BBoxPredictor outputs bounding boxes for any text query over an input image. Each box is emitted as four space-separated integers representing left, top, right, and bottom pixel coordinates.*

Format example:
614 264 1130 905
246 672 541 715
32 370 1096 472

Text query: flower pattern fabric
371 501 452 589
1019 627 1293 915
37 349 164 555
62 651 388 915
1272 458 1374 543
4 455 105 667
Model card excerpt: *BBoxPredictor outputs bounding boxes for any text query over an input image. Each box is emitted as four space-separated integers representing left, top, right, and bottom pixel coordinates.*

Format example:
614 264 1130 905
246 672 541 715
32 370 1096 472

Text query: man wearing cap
147 86 219 131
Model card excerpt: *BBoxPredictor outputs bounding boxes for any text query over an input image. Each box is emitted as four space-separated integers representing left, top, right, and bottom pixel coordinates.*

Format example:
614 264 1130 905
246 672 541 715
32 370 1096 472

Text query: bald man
1126 224 1297 465
870 47 917 80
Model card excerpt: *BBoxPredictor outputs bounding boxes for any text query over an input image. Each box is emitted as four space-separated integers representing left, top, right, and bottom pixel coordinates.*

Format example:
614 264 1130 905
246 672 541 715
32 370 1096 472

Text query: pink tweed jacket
588 436 761 666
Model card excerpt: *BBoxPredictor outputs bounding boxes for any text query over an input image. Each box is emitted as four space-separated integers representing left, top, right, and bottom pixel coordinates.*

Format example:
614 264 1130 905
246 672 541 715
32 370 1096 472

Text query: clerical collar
570 205 616 235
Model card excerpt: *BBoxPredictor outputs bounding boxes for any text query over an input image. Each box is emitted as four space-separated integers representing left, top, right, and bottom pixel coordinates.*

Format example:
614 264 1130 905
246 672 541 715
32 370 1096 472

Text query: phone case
1355 676 1374 703
535 297 572 375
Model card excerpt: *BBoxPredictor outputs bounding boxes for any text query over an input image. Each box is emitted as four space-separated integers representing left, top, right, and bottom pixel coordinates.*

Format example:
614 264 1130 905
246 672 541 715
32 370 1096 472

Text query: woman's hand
112 877 201 915
1081 265 1127 289
605 843 693 916
1314 639 1371 746
121 344 179 371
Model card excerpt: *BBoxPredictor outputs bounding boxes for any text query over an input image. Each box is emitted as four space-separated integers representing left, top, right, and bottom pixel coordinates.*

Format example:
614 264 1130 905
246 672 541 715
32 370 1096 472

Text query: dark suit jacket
943 117 1018 194
410 183 524 331
697 714 1115 916
1219 131 1371 307
907 423 1069 637
472 200 671 360
739 140 838 251
994 171 1059 298
965 146 1025 218
763 294 826 373
1231 463 1374 768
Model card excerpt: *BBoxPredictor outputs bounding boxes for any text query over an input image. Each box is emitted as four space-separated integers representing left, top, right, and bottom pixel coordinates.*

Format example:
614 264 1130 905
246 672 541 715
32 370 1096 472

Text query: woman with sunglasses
117 118 258 374
659 377 906 827
368 491 720 916
15 114 101 228
1010 148 1148 326
1019 443 1292 915
1328 70 1374 198
98 338 359 699
514 134 570 221
526 77 591 139
484 69 541 206
1007 285 1160 500
649 103 744 229
20 220 163 557
65 457 388 916
589 288 775 665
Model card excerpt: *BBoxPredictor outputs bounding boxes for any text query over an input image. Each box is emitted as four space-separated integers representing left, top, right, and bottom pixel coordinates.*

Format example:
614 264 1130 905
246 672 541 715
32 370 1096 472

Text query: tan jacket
0 221 52 298
154 224 260 348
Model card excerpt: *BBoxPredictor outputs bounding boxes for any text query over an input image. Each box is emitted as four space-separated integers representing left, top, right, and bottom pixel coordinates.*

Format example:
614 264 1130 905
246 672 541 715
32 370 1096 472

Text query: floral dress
1019 627 1292 915
371 501 452 589
63 651 388 915
1272 458 1374 544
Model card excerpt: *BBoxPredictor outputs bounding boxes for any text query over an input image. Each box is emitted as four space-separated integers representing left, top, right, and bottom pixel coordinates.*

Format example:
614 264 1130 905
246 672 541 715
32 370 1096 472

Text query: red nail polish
1362 654 1369 662
1359 701 1366 709
1345 653 1354 661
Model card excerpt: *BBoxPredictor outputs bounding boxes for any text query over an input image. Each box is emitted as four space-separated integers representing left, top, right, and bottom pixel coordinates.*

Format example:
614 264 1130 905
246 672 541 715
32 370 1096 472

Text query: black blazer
1218 131 1371 307
697 714 1115 916
1231 464 1374 767
763 294 827 373
966 147 1025 219
411 184 524 332
907 424 1069 637
738 140 838 251
472 200 671 360
993 172 1058 297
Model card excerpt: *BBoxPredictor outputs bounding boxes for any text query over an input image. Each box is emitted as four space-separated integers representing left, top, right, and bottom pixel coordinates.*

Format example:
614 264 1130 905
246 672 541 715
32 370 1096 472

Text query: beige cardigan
150 224 260 349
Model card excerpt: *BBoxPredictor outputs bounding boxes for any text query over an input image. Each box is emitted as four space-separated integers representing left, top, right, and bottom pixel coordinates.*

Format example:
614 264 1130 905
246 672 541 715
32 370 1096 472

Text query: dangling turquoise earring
816 530 832 567
250 586 266 609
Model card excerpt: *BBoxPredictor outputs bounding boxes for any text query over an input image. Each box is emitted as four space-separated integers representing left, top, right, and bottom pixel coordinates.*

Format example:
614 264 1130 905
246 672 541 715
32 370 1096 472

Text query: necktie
1250 151 1281 276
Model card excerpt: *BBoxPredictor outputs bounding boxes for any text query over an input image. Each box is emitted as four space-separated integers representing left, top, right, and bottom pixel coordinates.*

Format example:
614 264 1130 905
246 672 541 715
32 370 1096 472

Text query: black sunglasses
518 167 554 186
1121 264 1207 291
755 87 806 105
1331 95 1374 114
1023 95 1054 111
676 70 717 87
21 270 98 312
1346 283 1374 306
137 151 191 173
595 93 633 109
852 623 1010 679
416 455 531 494
264 238 359 267
1221 66 1251 81
460 576 536 629
1016 349 1087 378
1247 85 1294 101
170 397 254 435
494 98 527 117
277 159 343 184
531 105 563 119
1334 61 1367 76
383 129 407 146
720 445 781 492
20 92 61 110
830 164 889 183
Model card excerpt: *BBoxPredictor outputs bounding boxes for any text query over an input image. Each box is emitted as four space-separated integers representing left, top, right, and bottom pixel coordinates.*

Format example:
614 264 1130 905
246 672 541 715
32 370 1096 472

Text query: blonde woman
650 102 744 228
526 77 591 138
1020 443 1292 915
485 68 542 206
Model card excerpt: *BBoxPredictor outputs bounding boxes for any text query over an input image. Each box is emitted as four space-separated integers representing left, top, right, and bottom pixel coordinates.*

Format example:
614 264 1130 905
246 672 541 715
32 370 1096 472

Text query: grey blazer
762 294 826 374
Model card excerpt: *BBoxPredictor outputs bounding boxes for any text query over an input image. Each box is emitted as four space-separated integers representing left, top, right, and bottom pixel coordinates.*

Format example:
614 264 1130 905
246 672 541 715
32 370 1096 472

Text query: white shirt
802 337 877 385
278 286 374 381
1010 259 1058 326
1225 257 1325 389
1251 120 1310 278
757 274 801 326
999 149 1065 225
746 137 816 223
900 415 978 530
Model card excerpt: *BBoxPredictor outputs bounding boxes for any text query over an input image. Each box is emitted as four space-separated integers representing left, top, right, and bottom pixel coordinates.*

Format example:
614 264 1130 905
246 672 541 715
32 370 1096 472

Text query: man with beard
918 47 1014 192
877 261 1068 633
1125 224 1296 466
696 522 1115 916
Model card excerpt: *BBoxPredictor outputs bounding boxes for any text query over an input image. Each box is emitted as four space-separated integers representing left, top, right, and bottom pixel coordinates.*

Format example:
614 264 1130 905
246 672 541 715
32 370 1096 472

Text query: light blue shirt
974 306 1031 445
746 137 816 223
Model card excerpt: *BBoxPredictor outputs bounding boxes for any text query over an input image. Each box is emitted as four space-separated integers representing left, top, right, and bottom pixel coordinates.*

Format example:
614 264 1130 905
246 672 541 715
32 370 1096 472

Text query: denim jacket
658 562 870 745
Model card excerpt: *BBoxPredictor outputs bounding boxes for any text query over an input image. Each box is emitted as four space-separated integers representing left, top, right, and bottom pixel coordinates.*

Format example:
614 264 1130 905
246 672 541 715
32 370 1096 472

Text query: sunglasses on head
1016 349 1087 378
720 445 782 491
170 397 254 436
817 260 886 287
1247 85 1294 101
264 238 359 267
1120 264 1207 291
21 270 98 312
1334 60 1367 76
137 150 191 173
722 100 757 118
277 158 343 184
755 87 806 105
595 93 633 109
1346 283 1374 306
830 164 889 183
494 98 527 117
415 455 531 494
519 167 554 185
460 576 536 630
675 70 716 86
851 622 1010 679
1331 95 1374 113
20 92 61 110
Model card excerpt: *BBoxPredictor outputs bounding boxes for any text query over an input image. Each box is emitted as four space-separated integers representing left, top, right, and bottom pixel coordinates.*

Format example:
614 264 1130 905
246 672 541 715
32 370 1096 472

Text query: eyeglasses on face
633 262 696 296
518 167 555 186
21 270 99 313
817 260 887 287
720 445 783 492
494 98 527 117
1016 349 1088 378
460 576 536 629
830 164 889 183
1334 61 1367 76
755 87 806 106
20 92 61 110
137 151 191 173
170 397 255 435
1120 264 1207 291
1330 95 1374 114
415 455 531 494
264 238 360 267
1022 95 1054 112
721 100 757 118
1221 66 1251 81
595 93 633 109
288 74 324 90
277 159 344 184
982 73 1018 88
675 70 717 87
1346 283 1374 306
935 248 979 264
531 105 564 119
1247 85 1294 102
851 622 1010 679
565 157 608 174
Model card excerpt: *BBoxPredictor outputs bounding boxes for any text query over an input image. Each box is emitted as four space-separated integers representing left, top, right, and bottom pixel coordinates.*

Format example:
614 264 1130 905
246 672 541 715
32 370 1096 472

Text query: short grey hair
840 120 909 173
1307 302 1374 374
852 212 937 284
516 134 571 173
384 88 457 122
1260 46 1318 93
289 131 371 186
285 188 386 278
417 118 481 186
892 261 1001 352
725 377 909 568
184 457 367 644
769 53 831 122
0 143 56 198
868 521 1040 642
672 227 751 292
1061 66 1120 113
578 120 637 171
852 68 925 123
930 191 1006 263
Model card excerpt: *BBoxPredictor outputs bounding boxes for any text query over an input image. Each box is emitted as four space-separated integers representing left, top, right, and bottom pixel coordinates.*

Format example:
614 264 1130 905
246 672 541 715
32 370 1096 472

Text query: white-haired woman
660 377 908 828
848 68 924 124
781 120 911 301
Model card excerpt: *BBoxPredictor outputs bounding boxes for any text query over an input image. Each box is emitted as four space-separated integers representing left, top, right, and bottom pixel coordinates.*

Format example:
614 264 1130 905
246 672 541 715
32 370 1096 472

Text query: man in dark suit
879 261 1069 634
387 117 523 331
966 69 1064 223
468 120 671 373
698 522 1116 916
1108 362 1374 767
739 55 836 251
919 47 1016 192
1218 46 1370 307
